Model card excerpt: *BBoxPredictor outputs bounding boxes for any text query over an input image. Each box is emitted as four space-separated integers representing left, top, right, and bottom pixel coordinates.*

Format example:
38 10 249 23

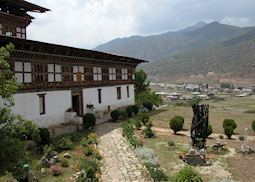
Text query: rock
184 153 205 166
40 157 49 168
63 153 71 158
51 151 58 157
41 168 47 176
49 158 55 166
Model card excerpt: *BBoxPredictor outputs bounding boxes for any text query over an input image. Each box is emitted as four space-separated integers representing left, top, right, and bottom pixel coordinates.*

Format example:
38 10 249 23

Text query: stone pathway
96 122 151 182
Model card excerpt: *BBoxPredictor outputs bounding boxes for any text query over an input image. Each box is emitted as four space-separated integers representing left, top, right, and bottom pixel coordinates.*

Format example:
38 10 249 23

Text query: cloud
27 0 255 49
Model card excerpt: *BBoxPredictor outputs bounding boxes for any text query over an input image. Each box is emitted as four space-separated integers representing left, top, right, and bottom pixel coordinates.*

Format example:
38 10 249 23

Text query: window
73 66 84 82
48 64 62 82
14 62 32 83
38 94 46 115
16 27 26 39
117 87 121 100
127 86 129 98
122 68 128 80
109 68 116 80
132 69 135 80
93 67 102 81
98 89 102 104
0 24 2 35
6 31 13 36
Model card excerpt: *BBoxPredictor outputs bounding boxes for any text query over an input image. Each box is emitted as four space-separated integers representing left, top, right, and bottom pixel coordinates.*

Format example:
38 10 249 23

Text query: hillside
142 30 255 84
95 22 251 62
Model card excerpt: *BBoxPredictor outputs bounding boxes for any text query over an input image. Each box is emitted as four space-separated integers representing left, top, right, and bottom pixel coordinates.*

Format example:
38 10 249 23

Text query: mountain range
95 22 255 85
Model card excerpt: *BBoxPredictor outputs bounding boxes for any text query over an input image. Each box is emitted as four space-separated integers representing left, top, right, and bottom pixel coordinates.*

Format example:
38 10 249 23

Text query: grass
150 96 255 135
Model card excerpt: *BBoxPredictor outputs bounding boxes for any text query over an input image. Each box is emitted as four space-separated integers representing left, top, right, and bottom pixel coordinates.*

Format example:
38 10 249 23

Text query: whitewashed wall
83 84 135 114
12 90 72 127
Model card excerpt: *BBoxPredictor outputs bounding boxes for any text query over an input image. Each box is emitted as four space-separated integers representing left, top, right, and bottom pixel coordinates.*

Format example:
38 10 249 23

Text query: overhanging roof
0 35 148 64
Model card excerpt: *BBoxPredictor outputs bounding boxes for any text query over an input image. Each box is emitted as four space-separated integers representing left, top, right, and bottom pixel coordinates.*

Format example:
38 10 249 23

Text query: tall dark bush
83 113 96 130
111 109 121 121
169 116 184 134
125 106 133 118
39 128 51 145
131 105 139 115
252 120 255 132
223 119 237 130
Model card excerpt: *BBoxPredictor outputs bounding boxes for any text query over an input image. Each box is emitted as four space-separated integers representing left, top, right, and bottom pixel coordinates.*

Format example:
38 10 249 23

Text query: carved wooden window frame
48 64 62 82
14 61 32 83
121 68 128 80
16 27 26 39
73 65 85 82
93 67 102 81
109 67 116 80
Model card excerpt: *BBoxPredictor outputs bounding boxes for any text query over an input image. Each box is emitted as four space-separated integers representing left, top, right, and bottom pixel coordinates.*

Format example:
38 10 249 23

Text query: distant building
0 0 146 127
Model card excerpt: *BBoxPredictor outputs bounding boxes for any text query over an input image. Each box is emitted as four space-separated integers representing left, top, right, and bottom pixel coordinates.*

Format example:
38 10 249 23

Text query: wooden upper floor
0 35 146 93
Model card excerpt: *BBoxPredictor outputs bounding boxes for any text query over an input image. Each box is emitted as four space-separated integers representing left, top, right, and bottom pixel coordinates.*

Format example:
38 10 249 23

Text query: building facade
0 0 145 127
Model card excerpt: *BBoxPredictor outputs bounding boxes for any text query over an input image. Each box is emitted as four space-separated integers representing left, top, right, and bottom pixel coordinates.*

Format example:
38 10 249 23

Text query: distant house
0 0 146 127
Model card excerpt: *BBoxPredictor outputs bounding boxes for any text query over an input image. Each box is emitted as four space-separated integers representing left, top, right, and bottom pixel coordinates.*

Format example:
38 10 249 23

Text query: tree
0 44 27 179
134 69 149 93
134 69 162 108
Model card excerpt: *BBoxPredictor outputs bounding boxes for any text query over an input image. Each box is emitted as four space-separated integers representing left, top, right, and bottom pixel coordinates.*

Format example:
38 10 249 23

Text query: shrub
239 135 245 141
92 149 102 160
83 147 94 156
119 110 128 120
83 113 96 130
122 122 143 148
134 119 142 130
39 128 51 145
121 122 134 137
138 113 150 125
168 141 175 146
111 109 121 121
13 120 41 142
131 105 139 115
174 165 202 182
86 133 98 145
252 120 255 132
128 135 143 148
79 159 99 181
57 136 74 151
50 165 62 176
144 121 154 138
145 162 168 182
125 106 133 118
43 144 55 159
143 102 153 111
169 116 184 134
224 126 234 139
207 124 213 137
135 147 159 165
61 159 69 168
223 119 237 130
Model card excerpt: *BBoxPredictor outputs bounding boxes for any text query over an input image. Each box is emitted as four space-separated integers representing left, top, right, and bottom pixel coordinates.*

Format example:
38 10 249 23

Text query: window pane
48 73 54 82
81 74 85 81
16 27 21 32
93 74 97 81
113 75 116 80
24 62 31 72
93 67 97 73
73 74 77 81
15 62 23 72
0 30 2 35
98 67 102 73
73 66 78 73
24 73 32 83
48 64 54 72
15 73 23 83
98 74 102 81
55 74 62 82
22 28 26 33
22 34 26 39
55 65 61 73
79 66 84 73
16 33 22 38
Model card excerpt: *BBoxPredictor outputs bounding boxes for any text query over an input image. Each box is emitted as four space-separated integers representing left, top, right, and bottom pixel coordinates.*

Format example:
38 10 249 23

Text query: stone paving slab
97 122 151 182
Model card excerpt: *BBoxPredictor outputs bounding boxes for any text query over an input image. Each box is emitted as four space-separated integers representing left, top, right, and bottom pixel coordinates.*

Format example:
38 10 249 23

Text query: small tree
252 120 255 132
224 126 234 139
170 116 184 134
223 119 237 130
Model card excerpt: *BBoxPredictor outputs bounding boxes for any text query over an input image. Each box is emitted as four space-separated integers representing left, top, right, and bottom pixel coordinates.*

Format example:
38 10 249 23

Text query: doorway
72 92 83 117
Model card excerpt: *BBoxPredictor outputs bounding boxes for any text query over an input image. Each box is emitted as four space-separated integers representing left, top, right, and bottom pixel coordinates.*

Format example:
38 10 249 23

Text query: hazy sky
27 0 255 49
